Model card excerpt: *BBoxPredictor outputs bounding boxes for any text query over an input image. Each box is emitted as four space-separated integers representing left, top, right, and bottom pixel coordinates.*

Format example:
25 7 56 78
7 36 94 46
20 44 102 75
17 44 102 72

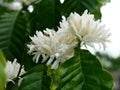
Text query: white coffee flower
8 2 23 11
28 28 77 69
5 59 25 82
0 2 23 11
68 10 111 49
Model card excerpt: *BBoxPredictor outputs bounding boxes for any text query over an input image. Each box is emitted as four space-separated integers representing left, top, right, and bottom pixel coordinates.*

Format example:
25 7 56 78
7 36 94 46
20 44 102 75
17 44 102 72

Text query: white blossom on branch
27 10 111 69
5 59 25 82
68 10 111 49
27 28 77 69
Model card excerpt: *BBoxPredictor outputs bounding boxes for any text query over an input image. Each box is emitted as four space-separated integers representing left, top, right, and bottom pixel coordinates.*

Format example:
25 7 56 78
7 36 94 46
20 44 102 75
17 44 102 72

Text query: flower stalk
47 66 60 90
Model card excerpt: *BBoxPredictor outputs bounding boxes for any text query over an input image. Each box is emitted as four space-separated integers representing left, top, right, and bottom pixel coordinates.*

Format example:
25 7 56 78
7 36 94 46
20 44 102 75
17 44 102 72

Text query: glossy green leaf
57 48 113 90
61 0 110 19
19 64 51 90
0 11 27 60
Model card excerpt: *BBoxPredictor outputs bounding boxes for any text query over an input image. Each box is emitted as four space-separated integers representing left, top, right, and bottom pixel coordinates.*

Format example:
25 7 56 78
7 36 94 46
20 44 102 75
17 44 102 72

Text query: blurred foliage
96 52 120 90
96 52 120 71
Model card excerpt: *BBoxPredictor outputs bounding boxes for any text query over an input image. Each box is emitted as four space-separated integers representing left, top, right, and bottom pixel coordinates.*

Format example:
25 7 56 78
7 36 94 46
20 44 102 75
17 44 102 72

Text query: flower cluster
27 29 77 69
68 10 111 49
27 10 111 69
5 59 25 82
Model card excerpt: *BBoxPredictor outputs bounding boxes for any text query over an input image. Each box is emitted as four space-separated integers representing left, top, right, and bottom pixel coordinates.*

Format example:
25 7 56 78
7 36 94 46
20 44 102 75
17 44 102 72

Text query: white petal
46 55 54 66
51 60 59 69
41 54 49 63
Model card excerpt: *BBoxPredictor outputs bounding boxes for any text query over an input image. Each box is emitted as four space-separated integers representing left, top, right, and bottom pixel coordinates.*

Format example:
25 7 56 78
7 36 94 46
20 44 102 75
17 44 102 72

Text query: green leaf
0 50 6 67
0 11 27 60
19 64 51 90
0 66 6 90
0 51 7 90
57 48 113 90
61 0 110 19
29 0 61 34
